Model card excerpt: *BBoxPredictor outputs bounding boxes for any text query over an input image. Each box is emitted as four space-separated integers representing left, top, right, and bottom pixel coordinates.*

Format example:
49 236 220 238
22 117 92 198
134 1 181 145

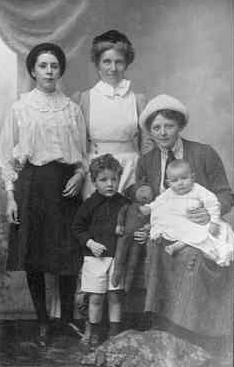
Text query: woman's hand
209 222 220 237
6 195 19 224
186 207 210 225
63 172 83 198
134 226 149 245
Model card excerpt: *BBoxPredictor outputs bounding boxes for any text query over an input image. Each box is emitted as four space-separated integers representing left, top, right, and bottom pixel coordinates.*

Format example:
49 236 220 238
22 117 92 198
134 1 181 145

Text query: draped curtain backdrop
0 0 95 93
0 0 91 59
0 0 144 93
0 0 233 318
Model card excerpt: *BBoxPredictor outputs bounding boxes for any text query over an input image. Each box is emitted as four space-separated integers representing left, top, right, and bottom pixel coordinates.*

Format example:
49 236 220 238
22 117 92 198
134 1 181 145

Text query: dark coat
72 191 129 257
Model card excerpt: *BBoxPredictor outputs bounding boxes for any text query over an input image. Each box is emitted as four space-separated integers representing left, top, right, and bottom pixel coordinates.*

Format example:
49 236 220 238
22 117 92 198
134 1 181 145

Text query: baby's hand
86 239 107 257
209 222 220 237
142 223 151 232
139 204 151 216
186 206 210 225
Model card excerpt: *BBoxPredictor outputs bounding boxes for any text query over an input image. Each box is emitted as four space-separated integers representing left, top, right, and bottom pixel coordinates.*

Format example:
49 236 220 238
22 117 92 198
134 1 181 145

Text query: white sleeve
0 106 19 191
195 184 221 222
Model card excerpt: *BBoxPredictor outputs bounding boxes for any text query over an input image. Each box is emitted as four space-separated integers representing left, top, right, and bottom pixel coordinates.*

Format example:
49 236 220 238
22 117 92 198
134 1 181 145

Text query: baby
146 159 234 267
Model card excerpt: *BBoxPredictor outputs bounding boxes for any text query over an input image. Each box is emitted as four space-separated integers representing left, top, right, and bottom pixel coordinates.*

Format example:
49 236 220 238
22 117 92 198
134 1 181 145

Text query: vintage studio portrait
0 0 233 366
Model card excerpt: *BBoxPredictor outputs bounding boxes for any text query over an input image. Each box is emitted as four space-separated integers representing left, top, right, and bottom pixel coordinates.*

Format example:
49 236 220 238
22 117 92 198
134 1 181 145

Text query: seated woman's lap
145 240 233 337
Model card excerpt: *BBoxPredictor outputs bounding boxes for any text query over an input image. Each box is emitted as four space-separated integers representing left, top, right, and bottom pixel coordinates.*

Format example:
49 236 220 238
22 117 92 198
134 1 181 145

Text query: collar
94 79 131 98
160 137 183 158
21 88 70 112
90 190 126 205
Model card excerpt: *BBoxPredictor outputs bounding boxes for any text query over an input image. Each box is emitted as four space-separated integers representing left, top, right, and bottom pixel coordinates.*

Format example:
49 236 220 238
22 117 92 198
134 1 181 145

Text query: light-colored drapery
0 0 91 59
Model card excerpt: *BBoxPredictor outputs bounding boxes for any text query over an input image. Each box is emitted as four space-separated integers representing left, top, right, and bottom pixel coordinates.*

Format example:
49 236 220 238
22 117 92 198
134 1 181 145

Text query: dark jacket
72 191 129 257
136 138 233 215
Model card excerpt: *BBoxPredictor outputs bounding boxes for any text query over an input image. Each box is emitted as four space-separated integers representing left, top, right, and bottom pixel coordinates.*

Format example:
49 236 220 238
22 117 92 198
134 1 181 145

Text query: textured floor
0 320 232 367
0 320 95 367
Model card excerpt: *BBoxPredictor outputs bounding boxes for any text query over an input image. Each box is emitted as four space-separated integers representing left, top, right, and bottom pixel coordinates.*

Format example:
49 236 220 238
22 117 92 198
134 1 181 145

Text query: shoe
89 334 100 352
79 333 91 354
37 323 48 348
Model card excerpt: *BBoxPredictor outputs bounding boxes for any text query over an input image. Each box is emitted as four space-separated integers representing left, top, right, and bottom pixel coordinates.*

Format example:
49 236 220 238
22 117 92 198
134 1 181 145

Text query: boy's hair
89 154 123 182
166 159 192 175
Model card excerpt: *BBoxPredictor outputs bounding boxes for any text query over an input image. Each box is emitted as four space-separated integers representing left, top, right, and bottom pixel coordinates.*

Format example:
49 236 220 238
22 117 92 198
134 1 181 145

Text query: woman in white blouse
0 43 87 345
73 29 151 199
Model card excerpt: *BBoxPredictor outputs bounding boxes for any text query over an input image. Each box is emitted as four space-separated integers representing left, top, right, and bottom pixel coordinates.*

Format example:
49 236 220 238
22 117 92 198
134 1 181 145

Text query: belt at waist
90 140 136 155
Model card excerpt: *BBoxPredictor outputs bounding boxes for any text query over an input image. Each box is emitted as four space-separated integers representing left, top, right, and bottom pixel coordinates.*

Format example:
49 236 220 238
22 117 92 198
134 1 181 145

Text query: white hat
140 94 188 131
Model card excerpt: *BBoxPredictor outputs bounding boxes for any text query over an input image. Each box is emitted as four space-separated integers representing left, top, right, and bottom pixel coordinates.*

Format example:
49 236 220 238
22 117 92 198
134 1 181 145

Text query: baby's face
167 166 194 195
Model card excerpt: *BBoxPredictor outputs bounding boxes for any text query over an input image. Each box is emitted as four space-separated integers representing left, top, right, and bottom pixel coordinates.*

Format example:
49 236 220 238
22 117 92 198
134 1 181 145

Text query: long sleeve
135 93 154 155
135 156 149 187
72 201 92 248
116 203 130 228
73 103 88 175
0 106 19 191
72 90 91 153
195 184 221 223
203 145 233 215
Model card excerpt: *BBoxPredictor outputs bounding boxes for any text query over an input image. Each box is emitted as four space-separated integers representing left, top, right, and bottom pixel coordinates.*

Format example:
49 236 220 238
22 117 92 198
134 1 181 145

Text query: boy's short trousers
81 256 124 294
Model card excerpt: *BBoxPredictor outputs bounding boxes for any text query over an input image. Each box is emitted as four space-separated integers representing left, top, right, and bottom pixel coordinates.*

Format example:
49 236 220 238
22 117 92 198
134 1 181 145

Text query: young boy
147 159 234 266
72 154 129 349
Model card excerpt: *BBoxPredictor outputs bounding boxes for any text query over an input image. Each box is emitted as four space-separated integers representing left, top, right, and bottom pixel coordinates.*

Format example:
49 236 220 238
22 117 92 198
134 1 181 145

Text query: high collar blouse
0 88 87 190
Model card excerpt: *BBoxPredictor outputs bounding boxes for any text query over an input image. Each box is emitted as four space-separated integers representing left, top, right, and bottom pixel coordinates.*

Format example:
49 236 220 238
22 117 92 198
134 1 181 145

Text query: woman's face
32 52 61 93
97 48 127 87
150 113 182 149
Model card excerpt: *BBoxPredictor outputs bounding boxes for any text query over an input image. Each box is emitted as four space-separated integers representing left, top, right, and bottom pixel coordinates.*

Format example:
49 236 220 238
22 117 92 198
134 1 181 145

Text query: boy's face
94 169 120 197
167 165 194 195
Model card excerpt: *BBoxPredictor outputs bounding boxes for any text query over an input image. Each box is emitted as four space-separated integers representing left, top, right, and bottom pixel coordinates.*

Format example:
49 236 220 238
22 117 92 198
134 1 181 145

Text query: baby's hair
89 153 123 182
166 159 192 175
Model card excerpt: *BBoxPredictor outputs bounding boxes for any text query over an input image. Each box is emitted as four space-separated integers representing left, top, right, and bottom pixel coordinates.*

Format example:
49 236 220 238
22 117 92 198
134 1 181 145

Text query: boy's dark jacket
72 191 129 257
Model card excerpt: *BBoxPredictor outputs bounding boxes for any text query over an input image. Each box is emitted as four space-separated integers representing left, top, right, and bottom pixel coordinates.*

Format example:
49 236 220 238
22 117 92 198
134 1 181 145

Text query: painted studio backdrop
0 0 233 318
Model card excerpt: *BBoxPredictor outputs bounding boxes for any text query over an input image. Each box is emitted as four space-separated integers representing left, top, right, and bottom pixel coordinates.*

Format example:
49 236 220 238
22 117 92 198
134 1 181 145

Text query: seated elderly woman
136 94 234 340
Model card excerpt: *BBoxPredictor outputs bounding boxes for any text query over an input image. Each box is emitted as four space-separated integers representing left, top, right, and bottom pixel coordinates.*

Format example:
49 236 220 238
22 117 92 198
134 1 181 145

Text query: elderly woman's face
32 52 61 93
97 48 127 86
150 113 182 149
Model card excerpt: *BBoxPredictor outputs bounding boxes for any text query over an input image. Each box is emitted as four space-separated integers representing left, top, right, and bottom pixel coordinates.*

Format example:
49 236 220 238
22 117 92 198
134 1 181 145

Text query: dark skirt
145 239 233 337
7 161 82 275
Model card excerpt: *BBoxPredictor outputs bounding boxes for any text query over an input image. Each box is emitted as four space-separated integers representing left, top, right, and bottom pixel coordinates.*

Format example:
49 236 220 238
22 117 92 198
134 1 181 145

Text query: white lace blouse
0 88 87 191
